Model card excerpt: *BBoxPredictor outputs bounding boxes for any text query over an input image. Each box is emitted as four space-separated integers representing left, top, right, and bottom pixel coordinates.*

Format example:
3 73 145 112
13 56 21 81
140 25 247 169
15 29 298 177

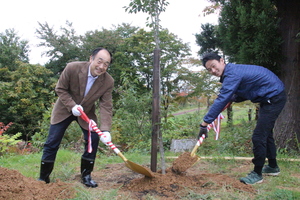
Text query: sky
0 0 218 64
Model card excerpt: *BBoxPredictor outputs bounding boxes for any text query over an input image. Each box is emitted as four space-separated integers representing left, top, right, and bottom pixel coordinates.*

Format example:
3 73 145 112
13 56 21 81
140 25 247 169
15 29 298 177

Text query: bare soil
0 167 75 200
171 152 199 174
0 153 256 200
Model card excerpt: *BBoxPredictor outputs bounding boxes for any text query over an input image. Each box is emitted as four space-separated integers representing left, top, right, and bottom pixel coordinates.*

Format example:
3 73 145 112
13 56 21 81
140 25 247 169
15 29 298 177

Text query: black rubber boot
81 158 98 188
38 161 54 183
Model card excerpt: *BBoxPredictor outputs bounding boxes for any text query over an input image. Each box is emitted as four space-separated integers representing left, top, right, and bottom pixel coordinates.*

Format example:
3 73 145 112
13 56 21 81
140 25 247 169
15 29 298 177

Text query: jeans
252 91 286 168
42 115 100 162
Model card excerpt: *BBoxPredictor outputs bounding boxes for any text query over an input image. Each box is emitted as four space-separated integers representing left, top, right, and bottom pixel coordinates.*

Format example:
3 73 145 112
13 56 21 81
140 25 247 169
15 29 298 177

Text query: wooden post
151 48 160 172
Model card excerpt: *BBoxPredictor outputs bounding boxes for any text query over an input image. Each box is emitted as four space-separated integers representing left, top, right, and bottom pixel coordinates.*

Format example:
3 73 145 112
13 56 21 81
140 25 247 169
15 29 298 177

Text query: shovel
171 136 202 174
172 102 231 173
78 108 154 178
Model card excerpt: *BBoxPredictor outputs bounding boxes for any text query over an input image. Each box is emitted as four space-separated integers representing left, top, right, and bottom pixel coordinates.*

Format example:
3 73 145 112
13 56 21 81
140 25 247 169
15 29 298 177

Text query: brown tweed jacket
50 61 114 131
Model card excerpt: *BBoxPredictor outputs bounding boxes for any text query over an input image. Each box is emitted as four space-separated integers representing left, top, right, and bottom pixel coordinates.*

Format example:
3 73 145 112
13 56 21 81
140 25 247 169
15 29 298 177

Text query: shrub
0 132 22 156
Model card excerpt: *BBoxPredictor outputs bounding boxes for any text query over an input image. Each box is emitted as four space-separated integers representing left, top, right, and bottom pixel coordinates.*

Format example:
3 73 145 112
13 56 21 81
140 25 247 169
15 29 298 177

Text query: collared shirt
203 63 285 124
84 66 98 96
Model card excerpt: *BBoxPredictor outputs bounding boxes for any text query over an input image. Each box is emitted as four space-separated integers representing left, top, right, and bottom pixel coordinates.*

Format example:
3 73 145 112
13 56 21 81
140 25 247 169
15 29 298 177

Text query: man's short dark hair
91 47 113 63
202 52 221 68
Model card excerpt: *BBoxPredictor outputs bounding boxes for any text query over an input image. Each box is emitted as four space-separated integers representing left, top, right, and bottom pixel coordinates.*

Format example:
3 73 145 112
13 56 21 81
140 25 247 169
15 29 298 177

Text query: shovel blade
117 152 154 178
124 160 154 178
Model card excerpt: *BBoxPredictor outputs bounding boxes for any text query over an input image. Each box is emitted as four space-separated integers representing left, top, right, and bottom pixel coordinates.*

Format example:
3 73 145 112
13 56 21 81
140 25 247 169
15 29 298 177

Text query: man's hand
100 131 111 145
72 105 83 116
198 125 208 139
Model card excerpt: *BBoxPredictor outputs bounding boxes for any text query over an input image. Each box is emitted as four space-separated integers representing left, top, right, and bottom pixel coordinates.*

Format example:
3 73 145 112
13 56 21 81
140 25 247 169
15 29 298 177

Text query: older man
39 47 114 187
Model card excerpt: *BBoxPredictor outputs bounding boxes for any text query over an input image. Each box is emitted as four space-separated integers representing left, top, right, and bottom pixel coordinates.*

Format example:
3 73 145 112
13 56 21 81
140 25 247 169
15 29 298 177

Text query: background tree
0 62 56 139
195 23 220 55
273 0 300 151
113 28 192 151
217 0 282 72
0 29 29 81
117 28 155 91
125 0 170 173
113 76 152 150
36 21 83 76
0 29 54 140
159 29 191 101
82 23 138 55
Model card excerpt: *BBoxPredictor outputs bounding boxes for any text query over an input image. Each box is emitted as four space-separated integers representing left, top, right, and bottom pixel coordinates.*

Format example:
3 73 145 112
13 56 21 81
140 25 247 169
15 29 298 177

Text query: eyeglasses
97 57 110 68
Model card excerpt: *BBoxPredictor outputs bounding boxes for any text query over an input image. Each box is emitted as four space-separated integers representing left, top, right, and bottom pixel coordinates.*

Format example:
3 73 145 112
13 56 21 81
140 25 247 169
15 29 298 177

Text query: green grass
1 103 299 199
1 149 300 200
188 156 300 200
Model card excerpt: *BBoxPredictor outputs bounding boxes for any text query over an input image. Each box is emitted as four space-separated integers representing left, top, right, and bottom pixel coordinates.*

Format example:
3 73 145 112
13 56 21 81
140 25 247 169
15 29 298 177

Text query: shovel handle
191 134 206 157
77 108 121 155
117 151 128 162
77 107 90 123
190 145 199 157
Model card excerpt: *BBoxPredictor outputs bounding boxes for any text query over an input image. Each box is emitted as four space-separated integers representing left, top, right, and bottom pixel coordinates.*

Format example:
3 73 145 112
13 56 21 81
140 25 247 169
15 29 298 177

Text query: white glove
71 105 83 116
100 131 111 145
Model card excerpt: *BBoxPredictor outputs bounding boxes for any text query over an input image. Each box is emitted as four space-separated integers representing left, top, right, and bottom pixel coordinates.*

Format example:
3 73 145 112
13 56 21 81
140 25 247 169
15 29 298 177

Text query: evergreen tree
217 0 282 72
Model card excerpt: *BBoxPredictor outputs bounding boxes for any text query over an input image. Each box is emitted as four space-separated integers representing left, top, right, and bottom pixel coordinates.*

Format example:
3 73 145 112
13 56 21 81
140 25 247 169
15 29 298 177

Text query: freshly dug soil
0 167 75 200
171 152 199 174
0 158 256 200
122 167 256 199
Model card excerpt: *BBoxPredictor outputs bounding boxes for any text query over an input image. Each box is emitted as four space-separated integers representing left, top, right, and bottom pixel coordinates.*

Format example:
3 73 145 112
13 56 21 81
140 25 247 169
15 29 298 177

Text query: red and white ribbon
78 108 120 154
207 113 225 140
87 120 93 153
87 119 120 154
87 119 100 153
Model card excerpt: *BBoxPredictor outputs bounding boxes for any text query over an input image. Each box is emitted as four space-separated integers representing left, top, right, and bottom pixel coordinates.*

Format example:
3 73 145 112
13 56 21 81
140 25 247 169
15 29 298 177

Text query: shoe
240 171 263 185
81 158 98 188
262 165 280 176
82 174 98 188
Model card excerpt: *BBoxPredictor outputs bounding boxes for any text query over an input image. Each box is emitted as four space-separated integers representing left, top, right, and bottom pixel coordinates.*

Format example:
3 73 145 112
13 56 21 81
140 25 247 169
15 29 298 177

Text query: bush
214 120 255 156
0 132 22 156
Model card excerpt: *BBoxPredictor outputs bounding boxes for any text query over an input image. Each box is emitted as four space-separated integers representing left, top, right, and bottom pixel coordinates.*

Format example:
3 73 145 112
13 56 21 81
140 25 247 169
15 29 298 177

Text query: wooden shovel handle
191 134 205 157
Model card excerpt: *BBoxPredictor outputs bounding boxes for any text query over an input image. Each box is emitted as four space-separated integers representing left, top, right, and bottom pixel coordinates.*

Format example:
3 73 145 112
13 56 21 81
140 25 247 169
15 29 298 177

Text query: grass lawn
1 149 300 200
1 102 299 199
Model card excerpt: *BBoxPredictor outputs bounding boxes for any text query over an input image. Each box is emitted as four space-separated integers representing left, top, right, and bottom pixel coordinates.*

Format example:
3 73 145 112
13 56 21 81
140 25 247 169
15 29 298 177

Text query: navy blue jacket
203 63 285 124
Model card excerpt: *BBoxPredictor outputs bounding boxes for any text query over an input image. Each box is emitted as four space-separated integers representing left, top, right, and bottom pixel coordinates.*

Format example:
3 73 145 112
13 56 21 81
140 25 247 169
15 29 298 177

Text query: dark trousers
252 91 286 169
42 115 100 162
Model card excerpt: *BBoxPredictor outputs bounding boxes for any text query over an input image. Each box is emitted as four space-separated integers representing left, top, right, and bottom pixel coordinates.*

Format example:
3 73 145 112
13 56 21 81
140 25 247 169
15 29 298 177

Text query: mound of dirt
121 167 256 199
94 156 256 199
0 155 256 200
171 152 199 174
0 167 75 200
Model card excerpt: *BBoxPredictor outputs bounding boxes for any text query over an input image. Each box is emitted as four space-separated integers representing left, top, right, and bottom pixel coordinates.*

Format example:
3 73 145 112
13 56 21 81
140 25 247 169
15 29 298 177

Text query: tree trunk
255 104 259 120
151 49 161 172
274 0 300 151
227 104 233 127
206 96 211 109
248 108 252 121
